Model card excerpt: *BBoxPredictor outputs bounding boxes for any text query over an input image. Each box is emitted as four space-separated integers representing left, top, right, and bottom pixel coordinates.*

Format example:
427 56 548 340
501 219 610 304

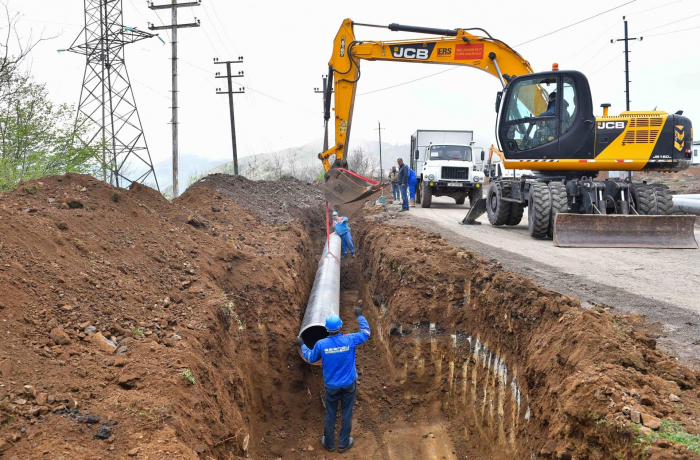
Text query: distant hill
204 138 410 181
129 138 411 194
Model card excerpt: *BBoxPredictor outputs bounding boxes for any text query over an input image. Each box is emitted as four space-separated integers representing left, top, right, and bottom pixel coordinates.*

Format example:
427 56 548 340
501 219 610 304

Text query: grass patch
180 369 196 385
132 327 145 336
637 420 700 454
22 185 39 195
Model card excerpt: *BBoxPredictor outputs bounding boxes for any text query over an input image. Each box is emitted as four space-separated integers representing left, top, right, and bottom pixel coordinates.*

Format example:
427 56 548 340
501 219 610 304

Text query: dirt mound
0 173 321 458
188 174 325 226
355 203 700 459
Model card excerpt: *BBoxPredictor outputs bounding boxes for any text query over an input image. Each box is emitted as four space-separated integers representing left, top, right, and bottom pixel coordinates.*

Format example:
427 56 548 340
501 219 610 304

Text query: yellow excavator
319 19 697 248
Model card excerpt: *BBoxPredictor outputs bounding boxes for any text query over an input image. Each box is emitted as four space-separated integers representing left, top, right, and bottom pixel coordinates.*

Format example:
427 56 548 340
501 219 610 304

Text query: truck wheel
486 182 511 226
547 182 568 238
415 182 422 204
506 204 524 226
528 183 551 238
455 195 466 205
469 187 483 207
421 182 432 208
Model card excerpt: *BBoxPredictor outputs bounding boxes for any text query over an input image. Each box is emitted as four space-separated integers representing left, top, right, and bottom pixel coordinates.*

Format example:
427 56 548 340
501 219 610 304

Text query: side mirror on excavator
481 151 485 161
414 149 419 159
495 91 503 113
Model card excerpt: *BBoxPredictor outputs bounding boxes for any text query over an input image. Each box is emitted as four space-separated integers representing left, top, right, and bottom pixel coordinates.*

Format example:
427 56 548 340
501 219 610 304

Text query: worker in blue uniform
333 213 355 258
296 307 371 453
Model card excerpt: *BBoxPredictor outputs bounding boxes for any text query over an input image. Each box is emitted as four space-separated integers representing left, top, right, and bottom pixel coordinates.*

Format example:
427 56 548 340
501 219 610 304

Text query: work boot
321 436 334 452
410 199 415 207
338 437 355 453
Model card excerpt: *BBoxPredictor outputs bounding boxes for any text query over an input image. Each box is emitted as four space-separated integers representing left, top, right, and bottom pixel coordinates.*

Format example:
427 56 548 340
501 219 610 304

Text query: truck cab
416 143 484 207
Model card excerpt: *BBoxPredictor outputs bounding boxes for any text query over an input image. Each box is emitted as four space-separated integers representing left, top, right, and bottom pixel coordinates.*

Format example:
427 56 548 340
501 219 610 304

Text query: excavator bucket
553 214 698 249
324 168 383 205
461 198 487 225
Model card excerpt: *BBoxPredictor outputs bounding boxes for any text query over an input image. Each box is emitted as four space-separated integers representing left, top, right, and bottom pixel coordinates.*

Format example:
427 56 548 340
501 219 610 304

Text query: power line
628 0 684 16
515 0 637 46
358 67 458 96
644 24 700 37
566 19 621 62
636 12 700 34
579 43 610 68
591 51 624 75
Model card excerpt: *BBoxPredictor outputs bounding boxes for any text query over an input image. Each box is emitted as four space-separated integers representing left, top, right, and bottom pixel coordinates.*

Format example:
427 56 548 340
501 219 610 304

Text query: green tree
0 73 100 190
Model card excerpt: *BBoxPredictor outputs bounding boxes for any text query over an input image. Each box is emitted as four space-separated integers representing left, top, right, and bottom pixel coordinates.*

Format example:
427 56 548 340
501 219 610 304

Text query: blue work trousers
391 182 400 200
408 181 417 200
400 185 409 210
339 232 355 256
323 381 356 450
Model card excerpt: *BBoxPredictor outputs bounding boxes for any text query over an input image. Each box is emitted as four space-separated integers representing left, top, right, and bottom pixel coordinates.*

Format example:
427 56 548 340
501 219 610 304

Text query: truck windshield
429 145 472 161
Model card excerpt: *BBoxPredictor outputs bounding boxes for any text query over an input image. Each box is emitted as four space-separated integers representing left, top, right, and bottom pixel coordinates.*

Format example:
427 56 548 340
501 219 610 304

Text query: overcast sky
10 0 700 168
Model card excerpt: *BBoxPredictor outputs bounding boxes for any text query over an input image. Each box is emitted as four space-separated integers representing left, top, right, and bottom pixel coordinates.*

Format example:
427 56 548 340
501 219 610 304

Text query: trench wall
356 216 698 459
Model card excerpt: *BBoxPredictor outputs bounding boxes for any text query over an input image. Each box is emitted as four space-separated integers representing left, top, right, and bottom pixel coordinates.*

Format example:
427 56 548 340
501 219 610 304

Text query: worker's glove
354 306 363 317
294 336 304 347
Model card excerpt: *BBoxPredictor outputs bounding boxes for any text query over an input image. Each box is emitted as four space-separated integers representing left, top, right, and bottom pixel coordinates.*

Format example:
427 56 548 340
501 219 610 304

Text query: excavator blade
461 198 487 225
553 214 698 249
324 168 383 205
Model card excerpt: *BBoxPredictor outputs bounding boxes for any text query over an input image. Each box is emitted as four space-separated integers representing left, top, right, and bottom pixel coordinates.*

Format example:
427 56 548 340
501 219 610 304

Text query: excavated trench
213 198 699 460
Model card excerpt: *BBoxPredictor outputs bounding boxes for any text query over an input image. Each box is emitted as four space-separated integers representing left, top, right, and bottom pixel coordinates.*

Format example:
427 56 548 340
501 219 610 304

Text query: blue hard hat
325 314 342 332
332 211 338 216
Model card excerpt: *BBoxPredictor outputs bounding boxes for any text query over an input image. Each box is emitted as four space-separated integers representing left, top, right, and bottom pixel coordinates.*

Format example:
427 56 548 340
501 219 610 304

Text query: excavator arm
319 19 539 173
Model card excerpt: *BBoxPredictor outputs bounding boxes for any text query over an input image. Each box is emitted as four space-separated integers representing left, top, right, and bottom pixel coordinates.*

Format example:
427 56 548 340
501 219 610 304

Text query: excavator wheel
528 183 551 238
654 187 674 215
633 184 672 216
486 182 511 226
547 182 568 238
506 203 525 226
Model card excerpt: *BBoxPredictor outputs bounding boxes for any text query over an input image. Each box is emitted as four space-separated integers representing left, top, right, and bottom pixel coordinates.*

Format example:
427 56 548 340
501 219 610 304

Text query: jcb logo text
597 121 625 130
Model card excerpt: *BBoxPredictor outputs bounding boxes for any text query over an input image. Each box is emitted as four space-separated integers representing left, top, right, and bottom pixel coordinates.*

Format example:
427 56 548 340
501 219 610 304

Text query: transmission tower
66 0 160 190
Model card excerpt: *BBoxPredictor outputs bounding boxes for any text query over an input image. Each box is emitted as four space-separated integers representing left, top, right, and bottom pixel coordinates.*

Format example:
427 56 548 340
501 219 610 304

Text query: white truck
409 130 484 208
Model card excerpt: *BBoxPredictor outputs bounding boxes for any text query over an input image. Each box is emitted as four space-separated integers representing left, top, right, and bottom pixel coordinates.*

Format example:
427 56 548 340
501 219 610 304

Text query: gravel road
394 196 700 366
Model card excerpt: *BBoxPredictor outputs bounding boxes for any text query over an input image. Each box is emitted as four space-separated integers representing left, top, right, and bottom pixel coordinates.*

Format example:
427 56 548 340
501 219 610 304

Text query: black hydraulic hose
324 65 333 123
388 23 459 36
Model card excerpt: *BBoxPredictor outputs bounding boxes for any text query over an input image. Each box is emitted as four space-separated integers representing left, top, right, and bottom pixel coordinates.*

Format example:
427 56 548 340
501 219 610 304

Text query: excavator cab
497 71 595 161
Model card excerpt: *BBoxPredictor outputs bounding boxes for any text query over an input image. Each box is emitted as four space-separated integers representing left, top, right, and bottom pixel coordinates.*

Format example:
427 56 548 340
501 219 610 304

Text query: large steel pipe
673 196 700 215
299 233 341 357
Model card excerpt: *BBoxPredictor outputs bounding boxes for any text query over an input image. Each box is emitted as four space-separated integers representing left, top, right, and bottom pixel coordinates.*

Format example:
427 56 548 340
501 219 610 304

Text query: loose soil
0 174 698 459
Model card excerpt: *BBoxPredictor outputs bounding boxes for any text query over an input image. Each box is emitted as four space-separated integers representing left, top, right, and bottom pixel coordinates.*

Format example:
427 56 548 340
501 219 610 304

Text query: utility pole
214 57 245 175
314 74 333 152
148 0 201 198
65 0 159 190
375 122 385 182
612 16 642 111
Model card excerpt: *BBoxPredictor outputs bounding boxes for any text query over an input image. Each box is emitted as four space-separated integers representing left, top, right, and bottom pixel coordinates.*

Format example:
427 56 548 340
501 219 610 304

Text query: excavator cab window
502 76 558 153
561 76 578 135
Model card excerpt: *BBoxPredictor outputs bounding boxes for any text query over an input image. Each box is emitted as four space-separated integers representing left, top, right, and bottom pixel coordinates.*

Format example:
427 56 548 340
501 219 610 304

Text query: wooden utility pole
375 121 385 182
215 58 245 174
148 0 201 198
612 16 642 111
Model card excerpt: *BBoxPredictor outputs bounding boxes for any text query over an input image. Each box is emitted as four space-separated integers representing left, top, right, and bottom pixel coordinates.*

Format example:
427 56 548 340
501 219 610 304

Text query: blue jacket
302 316 371 389
397 163 409 186
334 217 350 236
408 168 417 185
